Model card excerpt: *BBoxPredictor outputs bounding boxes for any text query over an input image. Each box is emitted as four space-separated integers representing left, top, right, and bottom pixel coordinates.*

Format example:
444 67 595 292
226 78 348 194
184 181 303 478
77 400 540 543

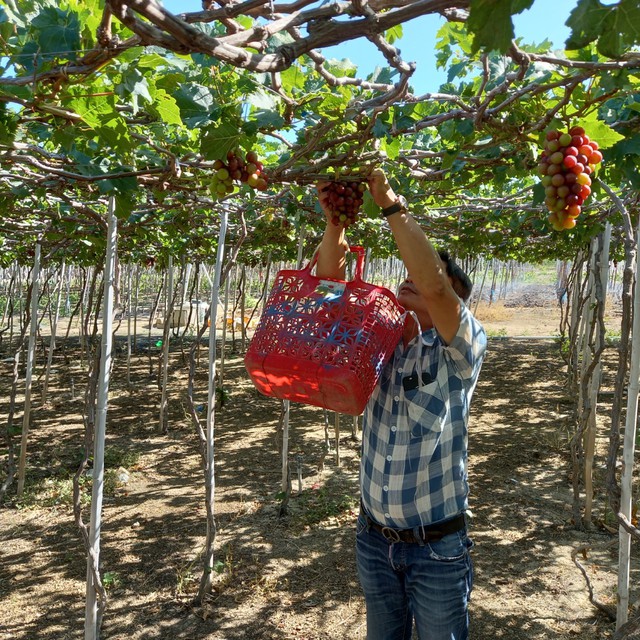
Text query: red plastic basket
244 246 405 415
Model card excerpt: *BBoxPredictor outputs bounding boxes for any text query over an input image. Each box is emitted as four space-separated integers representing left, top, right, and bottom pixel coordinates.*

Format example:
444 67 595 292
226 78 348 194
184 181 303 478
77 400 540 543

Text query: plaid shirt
360 304 487 530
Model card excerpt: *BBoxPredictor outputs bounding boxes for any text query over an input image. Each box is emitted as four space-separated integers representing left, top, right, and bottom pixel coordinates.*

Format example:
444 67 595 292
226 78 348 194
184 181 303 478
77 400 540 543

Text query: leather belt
361 508 466 544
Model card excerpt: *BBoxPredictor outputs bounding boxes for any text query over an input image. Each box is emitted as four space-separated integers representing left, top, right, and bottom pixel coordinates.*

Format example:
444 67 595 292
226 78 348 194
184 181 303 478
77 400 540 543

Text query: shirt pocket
404 378 445 439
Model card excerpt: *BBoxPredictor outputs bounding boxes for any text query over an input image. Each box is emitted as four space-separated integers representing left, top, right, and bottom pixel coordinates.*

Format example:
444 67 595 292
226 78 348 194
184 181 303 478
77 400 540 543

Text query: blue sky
163 0 573 94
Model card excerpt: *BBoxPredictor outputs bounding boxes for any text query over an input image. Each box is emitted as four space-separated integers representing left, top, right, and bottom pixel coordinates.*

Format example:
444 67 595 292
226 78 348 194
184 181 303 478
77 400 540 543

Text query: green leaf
115 191 135 218
627 101 640 113
315 94 346 118
384 24 403 45
200 121 242 160
31 7 80 59
149 89 183 126
367 66 397 85
251 108 286 130
436 22 474 58
1 2 25 29
174 84 218 128
0 104 18 144
381 137 402 160
362 191 379 218
136 52 171 72
610 133 640 156
371 118 390 139
67 0 104 41
467 0 534 54
95 116 132 154
441 150 458 171
566 0 614 50
618 0 640 40
325 58 358 79
577 115 625 149
115 66 153 113
67 92 115 129
531 181 545 205
246 86 283 116
597 0 640 58
279 65 308 94
0 5 17 41
447 61 469 83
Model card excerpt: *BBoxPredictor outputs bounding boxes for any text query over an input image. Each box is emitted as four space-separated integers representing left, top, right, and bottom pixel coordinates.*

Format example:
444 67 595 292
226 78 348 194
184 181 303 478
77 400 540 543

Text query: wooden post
17 242 41 497
85 196 117 639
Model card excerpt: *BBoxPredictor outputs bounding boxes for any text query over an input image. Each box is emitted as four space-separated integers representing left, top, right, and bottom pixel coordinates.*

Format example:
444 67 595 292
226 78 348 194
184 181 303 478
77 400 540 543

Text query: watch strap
381 198 406 217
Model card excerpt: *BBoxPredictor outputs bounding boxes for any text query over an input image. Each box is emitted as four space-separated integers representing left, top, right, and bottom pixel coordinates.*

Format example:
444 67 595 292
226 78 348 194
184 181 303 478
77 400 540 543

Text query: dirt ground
1 284 637 639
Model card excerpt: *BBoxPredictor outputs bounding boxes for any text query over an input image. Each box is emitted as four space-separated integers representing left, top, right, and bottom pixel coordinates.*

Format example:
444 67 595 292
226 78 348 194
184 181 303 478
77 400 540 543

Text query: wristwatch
381 195 408 217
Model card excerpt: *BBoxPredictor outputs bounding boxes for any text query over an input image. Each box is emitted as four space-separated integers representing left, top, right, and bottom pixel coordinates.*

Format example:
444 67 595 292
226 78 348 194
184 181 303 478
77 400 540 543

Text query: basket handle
307 245 366 282
349 245 366 281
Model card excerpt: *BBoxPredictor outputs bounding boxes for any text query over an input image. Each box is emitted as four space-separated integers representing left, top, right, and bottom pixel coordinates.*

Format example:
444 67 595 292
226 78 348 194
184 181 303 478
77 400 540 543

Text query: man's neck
402 314 433 347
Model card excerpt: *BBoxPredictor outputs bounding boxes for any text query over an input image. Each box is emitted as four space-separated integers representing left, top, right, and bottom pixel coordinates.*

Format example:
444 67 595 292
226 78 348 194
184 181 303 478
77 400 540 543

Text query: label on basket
315 280 346 300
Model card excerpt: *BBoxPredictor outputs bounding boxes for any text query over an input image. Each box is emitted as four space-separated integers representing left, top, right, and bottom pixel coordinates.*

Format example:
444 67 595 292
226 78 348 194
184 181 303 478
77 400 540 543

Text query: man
316 169 487 640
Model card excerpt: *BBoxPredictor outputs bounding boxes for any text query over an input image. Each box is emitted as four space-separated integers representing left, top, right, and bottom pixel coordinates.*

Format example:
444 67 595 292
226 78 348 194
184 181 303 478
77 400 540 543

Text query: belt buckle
381 526 401 543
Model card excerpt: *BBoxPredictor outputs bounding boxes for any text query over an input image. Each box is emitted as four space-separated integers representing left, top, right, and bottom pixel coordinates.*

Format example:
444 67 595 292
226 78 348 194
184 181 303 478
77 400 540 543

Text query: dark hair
438 251 473 303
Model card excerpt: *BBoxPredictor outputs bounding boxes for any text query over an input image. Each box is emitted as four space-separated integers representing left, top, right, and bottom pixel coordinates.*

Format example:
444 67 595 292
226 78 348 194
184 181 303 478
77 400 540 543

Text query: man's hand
315 180 348 279
316 181 333 222
368 168 398 210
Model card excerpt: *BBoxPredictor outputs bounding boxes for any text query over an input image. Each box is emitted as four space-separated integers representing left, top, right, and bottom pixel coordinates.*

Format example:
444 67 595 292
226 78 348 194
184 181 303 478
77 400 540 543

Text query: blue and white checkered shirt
360 304 487 529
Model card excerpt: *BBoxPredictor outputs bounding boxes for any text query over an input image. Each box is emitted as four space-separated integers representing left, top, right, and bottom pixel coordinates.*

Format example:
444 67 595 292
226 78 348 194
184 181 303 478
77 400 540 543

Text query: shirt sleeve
443 303 487 380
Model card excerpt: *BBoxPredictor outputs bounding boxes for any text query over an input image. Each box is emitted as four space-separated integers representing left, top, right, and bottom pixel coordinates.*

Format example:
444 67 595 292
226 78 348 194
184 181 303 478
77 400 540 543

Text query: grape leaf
31 7 80 59
467 0 535 54
371 119 390 139
598 0 640 58
149 89 183 126
69 0 104 40
116 66 153 114
252 109 286 130
0 2 25 30
94 117 133 155
381 137 401 160
567 0 640 56
174 84 217 128
578 114 625 149
200 121 242 160
247 86 281 111
0 5 18 41
67 93 115 129
610 133 640 156
384 24 403 46
0 105 18 144
566 0 609 50
627 101 640 113
325 58 358 79
279 65 308 93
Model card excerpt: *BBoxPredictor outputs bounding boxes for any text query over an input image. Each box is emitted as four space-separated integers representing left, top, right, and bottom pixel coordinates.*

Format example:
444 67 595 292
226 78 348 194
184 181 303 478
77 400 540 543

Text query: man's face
396 278 434 330
396 260 451 326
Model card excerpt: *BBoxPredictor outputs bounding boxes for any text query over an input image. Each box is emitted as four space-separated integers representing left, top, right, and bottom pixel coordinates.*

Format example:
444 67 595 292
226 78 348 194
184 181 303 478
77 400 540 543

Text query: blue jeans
355 513 473 640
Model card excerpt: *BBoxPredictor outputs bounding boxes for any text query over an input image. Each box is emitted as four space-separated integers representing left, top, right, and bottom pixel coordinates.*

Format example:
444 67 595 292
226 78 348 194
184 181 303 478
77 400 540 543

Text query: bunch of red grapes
209 149 268 199
538 125 603 231
324 180 368 227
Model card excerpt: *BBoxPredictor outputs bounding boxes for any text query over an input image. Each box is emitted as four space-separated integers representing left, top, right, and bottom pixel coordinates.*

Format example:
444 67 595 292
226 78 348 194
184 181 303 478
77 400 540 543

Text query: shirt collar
402 326 439 352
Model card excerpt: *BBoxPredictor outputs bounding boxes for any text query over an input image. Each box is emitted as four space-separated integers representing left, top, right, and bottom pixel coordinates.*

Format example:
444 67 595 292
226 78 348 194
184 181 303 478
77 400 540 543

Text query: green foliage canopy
0 0 638 268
